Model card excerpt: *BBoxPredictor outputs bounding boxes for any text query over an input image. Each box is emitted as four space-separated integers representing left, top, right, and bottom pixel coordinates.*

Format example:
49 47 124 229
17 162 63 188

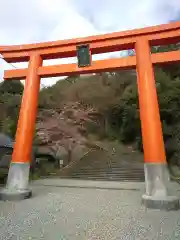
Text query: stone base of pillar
0 162 32 201
142 194 179 210
142 163 179 210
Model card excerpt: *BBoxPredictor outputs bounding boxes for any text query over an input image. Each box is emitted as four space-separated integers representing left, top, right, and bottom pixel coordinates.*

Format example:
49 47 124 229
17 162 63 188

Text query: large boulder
35 146 57 163
0 133 14 169
0 133 13 147
55 146 69 167
0 133 36 169
71 144 89 162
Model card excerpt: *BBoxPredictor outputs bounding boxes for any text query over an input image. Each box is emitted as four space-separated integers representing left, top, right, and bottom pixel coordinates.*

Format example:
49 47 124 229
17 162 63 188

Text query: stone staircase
59 146 145 182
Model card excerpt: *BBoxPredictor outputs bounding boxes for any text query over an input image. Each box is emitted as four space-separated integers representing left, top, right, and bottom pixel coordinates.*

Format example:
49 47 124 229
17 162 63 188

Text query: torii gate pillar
135 39 179 210
0 54 42 200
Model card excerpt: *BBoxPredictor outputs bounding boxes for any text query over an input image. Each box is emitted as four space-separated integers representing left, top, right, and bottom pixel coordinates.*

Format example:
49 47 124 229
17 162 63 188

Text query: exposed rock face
36 102 97 164
55 146 69 166
0 133 13 147
71 145 89 162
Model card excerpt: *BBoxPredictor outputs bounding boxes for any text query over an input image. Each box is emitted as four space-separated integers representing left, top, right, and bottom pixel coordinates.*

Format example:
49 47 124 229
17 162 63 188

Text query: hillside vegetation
0 44 179 168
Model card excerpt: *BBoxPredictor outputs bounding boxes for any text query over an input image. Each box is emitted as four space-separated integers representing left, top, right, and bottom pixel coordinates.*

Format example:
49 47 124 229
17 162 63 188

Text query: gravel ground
0 179 180 240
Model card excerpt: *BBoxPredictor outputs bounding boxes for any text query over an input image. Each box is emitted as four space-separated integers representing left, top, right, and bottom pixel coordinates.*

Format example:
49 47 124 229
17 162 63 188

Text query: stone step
59 149 145 181
73 166 144 170
70 172 144 176
75 168 144 172
60 175 145 181
71 170 144 174
67 171 145 176
76 162 143 166
69 176 144 180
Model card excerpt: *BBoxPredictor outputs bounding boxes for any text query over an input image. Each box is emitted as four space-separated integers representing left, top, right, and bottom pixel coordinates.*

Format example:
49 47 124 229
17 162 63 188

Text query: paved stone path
0 179 180 239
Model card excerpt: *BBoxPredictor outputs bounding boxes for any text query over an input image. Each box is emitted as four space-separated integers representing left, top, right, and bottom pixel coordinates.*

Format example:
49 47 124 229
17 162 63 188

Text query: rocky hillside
29 71 140 176
36 102 94 147
35 102 99 164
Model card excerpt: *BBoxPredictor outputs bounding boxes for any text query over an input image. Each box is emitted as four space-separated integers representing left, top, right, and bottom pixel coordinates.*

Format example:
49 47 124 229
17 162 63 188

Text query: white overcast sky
0 0 180 87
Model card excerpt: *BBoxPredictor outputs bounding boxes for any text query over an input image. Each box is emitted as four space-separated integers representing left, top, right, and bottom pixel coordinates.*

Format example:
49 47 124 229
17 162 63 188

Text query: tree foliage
0 81 24 138
104 44 180 165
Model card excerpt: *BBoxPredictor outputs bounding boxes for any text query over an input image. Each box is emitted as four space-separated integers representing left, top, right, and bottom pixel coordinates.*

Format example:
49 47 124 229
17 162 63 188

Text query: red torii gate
0 22 180 210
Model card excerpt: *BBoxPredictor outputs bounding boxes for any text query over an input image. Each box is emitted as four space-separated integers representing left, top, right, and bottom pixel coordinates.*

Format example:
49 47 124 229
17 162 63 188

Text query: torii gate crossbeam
0 21 180 210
